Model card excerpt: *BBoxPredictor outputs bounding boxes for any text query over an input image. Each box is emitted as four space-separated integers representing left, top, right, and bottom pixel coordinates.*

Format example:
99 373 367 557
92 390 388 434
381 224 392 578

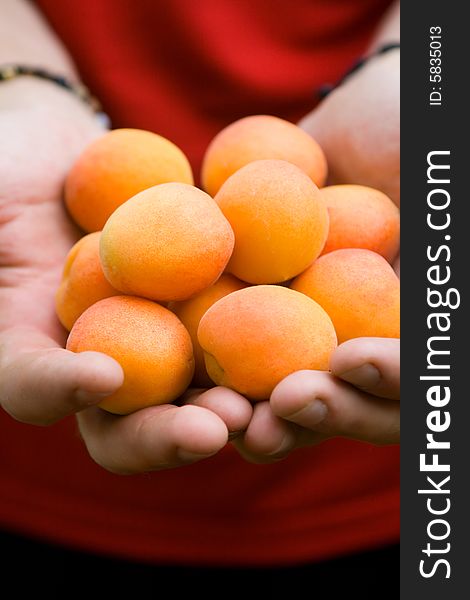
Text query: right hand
0 79 252 474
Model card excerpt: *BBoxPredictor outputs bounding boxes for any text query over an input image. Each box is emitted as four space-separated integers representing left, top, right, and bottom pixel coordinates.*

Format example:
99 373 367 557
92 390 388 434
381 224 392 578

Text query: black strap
318 42 400 100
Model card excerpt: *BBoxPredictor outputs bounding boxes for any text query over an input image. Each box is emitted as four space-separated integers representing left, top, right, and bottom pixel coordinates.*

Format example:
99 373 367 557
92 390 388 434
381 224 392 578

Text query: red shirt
0 0 399 566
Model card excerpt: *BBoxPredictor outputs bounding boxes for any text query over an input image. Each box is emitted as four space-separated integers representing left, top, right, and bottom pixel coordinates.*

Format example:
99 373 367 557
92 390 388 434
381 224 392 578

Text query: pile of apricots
56 115 400 415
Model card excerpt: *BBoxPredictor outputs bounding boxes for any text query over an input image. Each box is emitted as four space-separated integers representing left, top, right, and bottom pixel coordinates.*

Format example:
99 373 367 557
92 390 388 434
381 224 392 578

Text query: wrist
0 79 106 204
319 44 399 99
0 76 106 153
0 76 105 125
362 44 399 72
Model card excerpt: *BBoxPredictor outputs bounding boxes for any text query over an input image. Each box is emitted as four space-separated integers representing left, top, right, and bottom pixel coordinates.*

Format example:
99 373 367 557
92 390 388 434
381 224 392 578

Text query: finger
271 370 399 445
232 401 298 463
0 326 124 425
185 386 253 439
330 337 400 400
77 403 229 474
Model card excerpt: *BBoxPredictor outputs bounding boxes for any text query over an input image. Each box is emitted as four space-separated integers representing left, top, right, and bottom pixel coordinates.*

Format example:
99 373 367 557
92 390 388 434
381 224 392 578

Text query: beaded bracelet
0 63 108 122
318 42 400 99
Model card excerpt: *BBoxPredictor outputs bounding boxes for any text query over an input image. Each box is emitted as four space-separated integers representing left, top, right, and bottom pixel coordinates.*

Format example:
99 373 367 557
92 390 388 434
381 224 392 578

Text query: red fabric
0 0 399 566
36 0 392 180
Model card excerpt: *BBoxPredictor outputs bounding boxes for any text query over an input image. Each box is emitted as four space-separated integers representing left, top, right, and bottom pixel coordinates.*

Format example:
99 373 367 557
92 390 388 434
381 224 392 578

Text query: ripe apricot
100 183 235 302
214 159 329 284
319 184 400 262
66 296 194 414
291 249 400 343
201 115 327 196
169 274 248 388
65 128 194 232
197 285 337 400
55 232 121 331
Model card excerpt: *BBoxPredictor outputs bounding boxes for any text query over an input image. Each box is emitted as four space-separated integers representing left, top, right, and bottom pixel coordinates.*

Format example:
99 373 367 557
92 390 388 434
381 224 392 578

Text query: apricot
65 128 194 232
201 115 327 196
291 249 400 343
169 274 249 388
55 232 121 331
197 285 337 400
319 184 400 262
214 159 329 284
66 296 194 414
100 183 234 302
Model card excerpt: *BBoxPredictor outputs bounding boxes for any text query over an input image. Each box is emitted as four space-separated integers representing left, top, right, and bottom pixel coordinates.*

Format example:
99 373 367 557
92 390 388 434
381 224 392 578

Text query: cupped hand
233 337 400 464
0 81 252 474
76 386 252 474
230 47 401 464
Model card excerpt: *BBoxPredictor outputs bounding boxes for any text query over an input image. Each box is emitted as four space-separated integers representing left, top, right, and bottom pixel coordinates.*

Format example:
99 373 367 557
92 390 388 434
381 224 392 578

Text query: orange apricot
66 296 194 415
201 114 327 196
319 184 400 262
100 182 235 302
291 249 400 343
197 285 337 400
55 232 121 331
169 274 249 388
214 159 329 284
65 128 194 232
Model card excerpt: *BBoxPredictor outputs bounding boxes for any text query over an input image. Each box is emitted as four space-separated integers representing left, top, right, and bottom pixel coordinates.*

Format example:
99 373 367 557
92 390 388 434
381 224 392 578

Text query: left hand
228 44 398 464
299 48 400 206
232 337 399 463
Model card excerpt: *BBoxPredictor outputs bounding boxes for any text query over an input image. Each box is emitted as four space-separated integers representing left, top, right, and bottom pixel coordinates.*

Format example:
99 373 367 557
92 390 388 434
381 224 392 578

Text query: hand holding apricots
0 88 113 424
60 122 400 458
232 336 400 463
1 105 401 475
0 114 250 474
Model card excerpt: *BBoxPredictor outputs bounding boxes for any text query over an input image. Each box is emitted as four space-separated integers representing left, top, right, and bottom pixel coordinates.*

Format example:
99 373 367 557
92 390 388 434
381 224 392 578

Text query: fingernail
339 364 380 388
267 431 297 457
286 400 328 427
75 389 114 406
177 449 215 462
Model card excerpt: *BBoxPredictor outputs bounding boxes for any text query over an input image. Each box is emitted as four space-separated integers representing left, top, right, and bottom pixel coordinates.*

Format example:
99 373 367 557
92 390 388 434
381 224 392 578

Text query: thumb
330 337 400 401
0 326 123 425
